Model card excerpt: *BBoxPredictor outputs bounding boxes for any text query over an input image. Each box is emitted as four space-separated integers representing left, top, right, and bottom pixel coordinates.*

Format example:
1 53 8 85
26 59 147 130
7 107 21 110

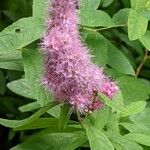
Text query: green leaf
120 122 150 135
7 78 34 99
84 31 108 66
88 107 110 130
23 48 52 106
0 17 43 55
14 118 59 131
106 113 120 133
131 0 148 11
0 102 55 128
98 33 135 75
117 76 150 105
86 125 114 150
139 30 150 51
79 0 101 9
128 9 148 40
130 108 150 128
0 51 22 62
107 134 143 150
47 104 61 119
59 105 71 131
125 133 150 146
19 102 41 113
33 0 46 19
112 8 130 25
116 32 144 55
0 70 6 95
82 31 135 75
101 0 114 7
98 93 125 112
120 101 146 117
0 61 23 71
11 133 87 150
79 9 114 27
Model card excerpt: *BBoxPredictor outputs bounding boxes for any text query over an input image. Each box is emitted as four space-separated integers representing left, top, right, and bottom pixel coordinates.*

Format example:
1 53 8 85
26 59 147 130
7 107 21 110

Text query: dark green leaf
0 70 6 95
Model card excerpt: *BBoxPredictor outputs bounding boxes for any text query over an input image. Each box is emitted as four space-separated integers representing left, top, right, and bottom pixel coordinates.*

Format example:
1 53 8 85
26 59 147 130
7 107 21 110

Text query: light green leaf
130 108 150 128
11 133 87 150
0 51 22 62
19 102 41 113
7 78 34 99
47 104 61 119
0 61 23 71
120 101 146 117
33 0 46 19
23 48 53 106
98 93 125 112
117 76 150 105
113 8 130 25
0 17 43 55
120 122 150 135
139 30 150 51
86 125 114 150
106 113 120 133
79 9 114 27
125 133 150 146
131 0 148 11
0 102 55 128
14 118 59 131
89 107 110 130
128 9 148 40
107 134 143 150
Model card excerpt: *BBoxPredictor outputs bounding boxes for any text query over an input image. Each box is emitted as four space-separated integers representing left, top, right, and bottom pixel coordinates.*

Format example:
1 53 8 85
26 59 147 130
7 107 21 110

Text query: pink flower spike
40 0 119 113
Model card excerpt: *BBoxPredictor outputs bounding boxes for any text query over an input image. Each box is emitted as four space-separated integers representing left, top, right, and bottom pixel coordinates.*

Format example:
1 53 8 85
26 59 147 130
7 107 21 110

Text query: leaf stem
82 24 127 32
136 49 148 77
76 109 85 131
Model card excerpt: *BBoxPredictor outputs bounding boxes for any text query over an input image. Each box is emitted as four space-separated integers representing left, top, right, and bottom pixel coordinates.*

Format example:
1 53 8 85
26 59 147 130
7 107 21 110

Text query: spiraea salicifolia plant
41 0 118 113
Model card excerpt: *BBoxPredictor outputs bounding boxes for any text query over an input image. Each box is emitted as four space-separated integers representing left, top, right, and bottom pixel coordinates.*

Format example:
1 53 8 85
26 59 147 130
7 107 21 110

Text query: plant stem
136 49 148 77
82 24 126 32
76 109 85 131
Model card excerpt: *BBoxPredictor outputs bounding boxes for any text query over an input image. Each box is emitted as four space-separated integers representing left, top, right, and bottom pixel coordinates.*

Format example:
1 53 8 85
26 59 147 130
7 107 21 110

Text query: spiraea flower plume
40 0 119 113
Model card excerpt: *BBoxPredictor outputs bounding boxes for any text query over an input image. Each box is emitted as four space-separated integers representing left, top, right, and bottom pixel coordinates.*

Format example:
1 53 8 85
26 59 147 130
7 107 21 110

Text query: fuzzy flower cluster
41 0 119 113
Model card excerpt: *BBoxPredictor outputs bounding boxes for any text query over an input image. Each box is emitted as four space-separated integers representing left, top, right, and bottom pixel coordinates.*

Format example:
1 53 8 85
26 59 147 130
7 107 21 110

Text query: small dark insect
92 89 98 102
15 28 21 33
